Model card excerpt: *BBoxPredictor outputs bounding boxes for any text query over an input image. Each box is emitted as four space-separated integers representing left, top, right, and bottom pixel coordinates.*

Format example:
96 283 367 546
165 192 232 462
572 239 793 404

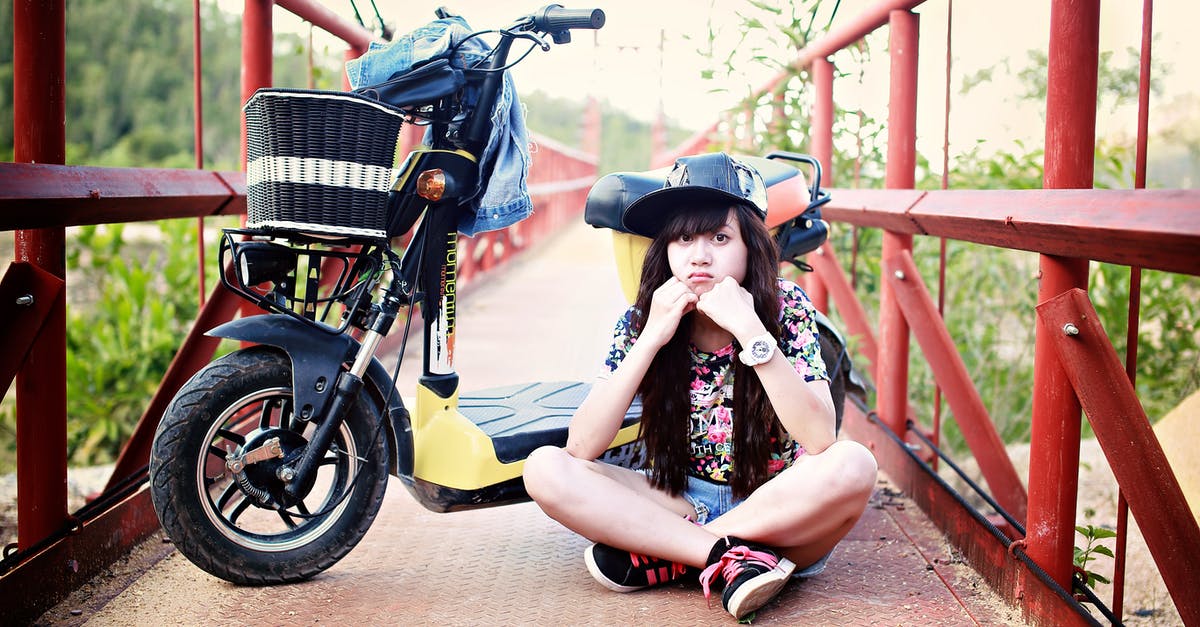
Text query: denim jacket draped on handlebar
346 16 533 237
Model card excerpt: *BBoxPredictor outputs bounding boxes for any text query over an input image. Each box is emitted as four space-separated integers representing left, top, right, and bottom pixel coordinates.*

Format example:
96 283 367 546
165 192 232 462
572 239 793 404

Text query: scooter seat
459 380 641 464
583 155 804 234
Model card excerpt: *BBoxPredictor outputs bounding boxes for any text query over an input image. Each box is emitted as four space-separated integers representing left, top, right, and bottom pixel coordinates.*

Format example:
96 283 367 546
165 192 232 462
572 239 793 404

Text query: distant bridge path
389 217 629 392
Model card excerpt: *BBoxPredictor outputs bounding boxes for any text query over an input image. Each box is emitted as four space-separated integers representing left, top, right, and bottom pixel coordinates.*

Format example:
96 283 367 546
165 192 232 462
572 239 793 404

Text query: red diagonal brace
1037 288 1200 625
807 242 879 368
0 262 65 401
885 250 1028 522
105 269 245 489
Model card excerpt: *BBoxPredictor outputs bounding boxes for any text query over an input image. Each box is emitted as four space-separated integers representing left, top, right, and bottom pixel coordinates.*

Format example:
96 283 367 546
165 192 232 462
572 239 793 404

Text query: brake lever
504 29 552 51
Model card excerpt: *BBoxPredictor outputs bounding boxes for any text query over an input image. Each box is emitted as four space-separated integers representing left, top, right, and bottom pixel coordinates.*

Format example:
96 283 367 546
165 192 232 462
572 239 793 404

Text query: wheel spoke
327 444 368 465
227 495 253 525
208 443 233 461
216 480 242 512
215 429 245 446
277 509 299 529
228 406 259 432
258 399 275 430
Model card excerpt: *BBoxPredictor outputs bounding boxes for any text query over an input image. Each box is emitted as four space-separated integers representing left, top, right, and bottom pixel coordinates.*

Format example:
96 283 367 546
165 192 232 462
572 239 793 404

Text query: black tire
149 346 388 585
818 332 847 433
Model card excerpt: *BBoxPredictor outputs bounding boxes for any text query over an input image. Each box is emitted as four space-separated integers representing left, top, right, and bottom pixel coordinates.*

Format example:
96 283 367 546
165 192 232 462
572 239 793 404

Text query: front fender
207 315 412 477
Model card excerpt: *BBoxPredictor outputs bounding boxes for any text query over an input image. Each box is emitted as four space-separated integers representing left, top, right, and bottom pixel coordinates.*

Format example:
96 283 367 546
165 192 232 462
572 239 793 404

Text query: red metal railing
5 0 1199 624
0 1 596 620
651 0 1200 624
817 192 1200 627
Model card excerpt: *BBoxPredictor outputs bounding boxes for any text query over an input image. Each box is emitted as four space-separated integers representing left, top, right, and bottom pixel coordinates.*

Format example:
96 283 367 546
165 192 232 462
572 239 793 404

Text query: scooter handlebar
532 5 605 32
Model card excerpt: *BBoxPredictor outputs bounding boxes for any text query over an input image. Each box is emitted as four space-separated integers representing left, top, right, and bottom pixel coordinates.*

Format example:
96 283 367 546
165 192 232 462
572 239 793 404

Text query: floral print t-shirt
602 278 829 483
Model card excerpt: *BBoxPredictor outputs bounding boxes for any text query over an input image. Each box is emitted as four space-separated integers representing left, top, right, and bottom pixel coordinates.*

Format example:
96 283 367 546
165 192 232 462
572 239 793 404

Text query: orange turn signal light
416 169 447 201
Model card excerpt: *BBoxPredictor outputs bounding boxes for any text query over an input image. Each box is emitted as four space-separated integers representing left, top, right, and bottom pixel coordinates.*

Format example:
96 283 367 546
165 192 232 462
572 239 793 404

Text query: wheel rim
196 386 360 552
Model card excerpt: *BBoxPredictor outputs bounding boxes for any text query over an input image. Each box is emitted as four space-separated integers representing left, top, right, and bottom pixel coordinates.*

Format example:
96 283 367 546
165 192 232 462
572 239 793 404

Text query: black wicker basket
244 88 405 239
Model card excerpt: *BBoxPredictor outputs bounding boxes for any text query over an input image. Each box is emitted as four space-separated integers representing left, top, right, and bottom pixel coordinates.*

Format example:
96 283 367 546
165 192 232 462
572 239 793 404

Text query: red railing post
239 0 273 325
583 96 602 158
806 57 834 313
810 58 835 182
877 10 918 434
1025 0 1100 600
12 0 68 551
241 0 274 167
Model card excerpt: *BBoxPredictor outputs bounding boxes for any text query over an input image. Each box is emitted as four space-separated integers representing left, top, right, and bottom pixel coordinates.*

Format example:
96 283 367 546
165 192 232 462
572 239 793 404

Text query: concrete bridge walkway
38 219 1022 626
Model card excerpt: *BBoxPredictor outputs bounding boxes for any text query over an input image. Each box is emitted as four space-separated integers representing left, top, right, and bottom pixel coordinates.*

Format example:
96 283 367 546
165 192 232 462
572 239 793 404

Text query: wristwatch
738 333 777 367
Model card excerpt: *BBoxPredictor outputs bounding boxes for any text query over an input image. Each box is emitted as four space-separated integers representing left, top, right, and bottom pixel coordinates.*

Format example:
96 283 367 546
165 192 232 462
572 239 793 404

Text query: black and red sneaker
698 537 796 619
584 542 692 592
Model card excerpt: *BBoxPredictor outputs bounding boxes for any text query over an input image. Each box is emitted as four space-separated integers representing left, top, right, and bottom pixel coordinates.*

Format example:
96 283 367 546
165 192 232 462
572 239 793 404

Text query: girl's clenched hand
641 277 697 349
696 276 765 340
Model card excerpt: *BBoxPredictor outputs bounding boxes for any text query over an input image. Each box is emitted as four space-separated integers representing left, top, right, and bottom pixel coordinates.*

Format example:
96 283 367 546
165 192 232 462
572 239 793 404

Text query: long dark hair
631 202 783 499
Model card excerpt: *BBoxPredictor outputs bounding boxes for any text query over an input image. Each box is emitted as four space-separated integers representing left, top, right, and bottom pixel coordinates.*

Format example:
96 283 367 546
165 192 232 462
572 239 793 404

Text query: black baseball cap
621 152 768 238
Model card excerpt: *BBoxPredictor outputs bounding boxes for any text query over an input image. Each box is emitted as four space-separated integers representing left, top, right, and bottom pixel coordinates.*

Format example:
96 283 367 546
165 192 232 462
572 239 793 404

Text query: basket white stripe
247 156 398 191
245 218 387 239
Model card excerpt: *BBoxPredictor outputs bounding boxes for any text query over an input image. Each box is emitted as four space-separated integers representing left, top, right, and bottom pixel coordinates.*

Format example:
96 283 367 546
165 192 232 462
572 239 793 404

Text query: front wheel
149 346 388 585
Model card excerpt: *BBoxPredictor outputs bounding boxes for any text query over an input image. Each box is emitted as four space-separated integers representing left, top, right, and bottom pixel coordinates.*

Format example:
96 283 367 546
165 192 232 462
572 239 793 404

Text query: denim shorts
682 474 831 578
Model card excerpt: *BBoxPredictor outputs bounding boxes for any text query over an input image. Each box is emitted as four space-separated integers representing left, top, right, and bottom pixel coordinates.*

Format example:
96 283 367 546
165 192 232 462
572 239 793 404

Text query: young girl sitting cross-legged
522 152 877 620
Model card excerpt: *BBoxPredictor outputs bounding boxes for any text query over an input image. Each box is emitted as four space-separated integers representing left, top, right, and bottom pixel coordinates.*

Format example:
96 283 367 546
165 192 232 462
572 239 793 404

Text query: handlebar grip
533 5 605 31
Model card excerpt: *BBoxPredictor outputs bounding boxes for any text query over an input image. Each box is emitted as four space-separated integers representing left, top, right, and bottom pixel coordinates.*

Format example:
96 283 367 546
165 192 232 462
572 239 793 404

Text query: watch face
751 339 771 360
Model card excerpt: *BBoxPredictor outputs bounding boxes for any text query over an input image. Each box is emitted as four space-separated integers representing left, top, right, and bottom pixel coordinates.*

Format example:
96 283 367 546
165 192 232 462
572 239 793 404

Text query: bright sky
253 0 1198 157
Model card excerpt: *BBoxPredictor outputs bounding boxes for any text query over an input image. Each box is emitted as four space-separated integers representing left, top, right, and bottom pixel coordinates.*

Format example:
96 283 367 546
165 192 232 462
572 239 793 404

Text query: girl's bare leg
525 439 876 569
702 440 877 568
523 445 718 567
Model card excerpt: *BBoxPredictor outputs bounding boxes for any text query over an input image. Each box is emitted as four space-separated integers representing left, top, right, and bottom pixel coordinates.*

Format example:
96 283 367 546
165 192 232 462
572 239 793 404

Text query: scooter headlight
237 241 296 286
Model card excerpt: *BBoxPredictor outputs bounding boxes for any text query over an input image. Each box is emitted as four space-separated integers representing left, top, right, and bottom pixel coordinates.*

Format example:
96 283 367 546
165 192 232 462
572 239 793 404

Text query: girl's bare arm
697 277 836 452
565 338 658 459
566 278 697 459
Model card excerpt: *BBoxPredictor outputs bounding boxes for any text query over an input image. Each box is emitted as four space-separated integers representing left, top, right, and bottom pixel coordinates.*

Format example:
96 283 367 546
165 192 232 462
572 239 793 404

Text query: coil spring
235 469 272 505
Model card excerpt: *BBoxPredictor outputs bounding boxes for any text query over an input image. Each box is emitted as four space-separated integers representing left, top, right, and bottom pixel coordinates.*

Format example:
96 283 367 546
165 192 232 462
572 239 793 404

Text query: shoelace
628 552 656 567
697 546 780 604
628 552 689 583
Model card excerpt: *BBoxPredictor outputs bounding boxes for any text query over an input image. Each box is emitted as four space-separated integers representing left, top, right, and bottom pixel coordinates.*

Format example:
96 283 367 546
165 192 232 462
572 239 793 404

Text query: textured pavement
42 477 1021 626
37 219 1023 625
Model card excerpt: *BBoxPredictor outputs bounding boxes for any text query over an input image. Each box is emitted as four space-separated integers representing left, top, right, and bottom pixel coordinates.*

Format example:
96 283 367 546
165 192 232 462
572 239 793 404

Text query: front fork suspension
280 274 407 502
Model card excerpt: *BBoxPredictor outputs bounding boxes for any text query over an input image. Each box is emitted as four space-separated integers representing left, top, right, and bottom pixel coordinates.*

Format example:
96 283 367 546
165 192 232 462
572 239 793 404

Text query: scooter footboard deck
406 380 644 512
459 381 640 464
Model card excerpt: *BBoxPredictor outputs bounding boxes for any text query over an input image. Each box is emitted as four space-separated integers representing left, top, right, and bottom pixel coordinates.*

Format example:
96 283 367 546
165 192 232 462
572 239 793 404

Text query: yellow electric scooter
147 5 859 587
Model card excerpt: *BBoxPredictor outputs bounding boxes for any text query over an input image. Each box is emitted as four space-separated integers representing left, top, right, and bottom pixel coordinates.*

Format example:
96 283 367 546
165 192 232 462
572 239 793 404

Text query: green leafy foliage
1015 48 1165 112
701 0 1200 461
521 90 688 174
1088 263 1200 424
0 220 225 471
0 0 338 469
1074 524 1117 589
0 0 342 168
62 220 223 465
